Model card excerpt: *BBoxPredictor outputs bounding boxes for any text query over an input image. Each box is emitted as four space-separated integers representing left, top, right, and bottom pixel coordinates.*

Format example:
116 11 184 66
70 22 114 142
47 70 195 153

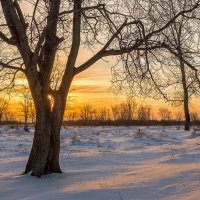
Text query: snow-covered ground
0 125 200 200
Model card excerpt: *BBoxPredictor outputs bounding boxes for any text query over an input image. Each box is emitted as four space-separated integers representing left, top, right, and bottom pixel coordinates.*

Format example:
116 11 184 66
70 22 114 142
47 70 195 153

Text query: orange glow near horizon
4 51 200 121
6 59 200 121
2 1 197 122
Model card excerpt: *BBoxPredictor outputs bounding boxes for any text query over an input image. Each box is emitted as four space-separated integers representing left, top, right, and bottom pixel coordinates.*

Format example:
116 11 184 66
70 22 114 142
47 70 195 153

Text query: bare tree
29 101 36 124
0 0 199 176
4 111 16 121
66 111 77 121
158 1 200 130
137 105 152 121
112 0 200 131
94 107 110 121
190 111 199 121
80 104 94 121
158 107 172 121
174 111 184 122
111 100 137 120
0 96 9 122
111 104 121 120
120 100 137 120
19 91 31 125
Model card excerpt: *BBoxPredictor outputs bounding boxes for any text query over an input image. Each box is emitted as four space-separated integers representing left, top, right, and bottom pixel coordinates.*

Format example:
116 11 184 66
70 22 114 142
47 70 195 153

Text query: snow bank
0 125 200 200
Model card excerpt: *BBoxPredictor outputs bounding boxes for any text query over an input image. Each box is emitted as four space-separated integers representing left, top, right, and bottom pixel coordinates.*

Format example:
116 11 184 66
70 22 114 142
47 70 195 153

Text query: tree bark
24 97 52 176
24 71 70 177
46 94 64 174
180 59 190 131
24 95 65 176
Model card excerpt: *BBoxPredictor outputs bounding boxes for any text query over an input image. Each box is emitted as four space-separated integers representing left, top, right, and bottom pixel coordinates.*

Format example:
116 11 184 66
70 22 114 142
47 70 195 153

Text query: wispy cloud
71 85 111 94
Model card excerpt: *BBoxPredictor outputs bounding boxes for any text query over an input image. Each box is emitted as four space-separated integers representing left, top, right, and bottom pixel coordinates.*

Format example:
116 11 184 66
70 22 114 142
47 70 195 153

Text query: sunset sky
71 62 123 106
3 2 200 120
65 59 200 116
6 57 200 120
68 53 200 118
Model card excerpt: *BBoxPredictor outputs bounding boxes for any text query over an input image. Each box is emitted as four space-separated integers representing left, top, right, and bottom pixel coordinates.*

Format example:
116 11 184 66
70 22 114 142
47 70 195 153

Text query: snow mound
0 125 200 200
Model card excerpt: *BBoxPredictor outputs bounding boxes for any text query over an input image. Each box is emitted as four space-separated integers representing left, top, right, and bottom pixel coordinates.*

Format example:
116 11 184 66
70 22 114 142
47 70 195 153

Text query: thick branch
74 1 200 75
0 60 25 72
0 31 16 45
0 0 32 66
59 4 104 16
60 0 82 93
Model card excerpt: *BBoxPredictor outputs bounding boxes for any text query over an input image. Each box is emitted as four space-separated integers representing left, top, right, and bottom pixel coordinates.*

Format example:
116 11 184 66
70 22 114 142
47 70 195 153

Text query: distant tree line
1 93 199 126
65 100 200 124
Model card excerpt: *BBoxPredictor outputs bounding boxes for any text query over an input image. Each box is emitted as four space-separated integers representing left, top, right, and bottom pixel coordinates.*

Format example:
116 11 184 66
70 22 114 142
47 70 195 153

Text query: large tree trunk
46 94 64 174
24 94 65 177
180 59 190 131
24 72 70 177
24 97 52 176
